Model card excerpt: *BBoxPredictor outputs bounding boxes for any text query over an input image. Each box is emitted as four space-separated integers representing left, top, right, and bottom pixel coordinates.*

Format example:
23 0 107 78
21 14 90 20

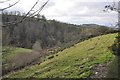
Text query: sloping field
2 47 40 75
4 33 117 78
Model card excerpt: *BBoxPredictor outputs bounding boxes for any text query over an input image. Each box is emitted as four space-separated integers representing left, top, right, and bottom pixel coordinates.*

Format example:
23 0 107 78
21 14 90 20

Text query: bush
48 55 54 59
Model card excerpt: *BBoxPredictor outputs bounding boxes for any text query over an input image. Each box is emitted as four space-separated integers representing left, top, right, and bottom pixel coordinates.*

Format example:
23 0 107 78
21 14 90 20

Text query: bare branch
104 2 118 12
0 0 20 11
3 0 40 26
37 0 49 15
29 0 49 17
0 0 11 3
3 0 50 27
15 0 40 24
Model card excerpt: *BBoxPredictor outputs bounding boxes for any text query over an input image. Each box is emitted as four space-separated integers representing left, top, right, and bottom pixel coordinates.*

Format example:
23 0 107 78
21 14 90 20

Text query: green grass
4 33 117 78
3 47 32 61
107 56 119 78
3 47 32 64
2 47 32 74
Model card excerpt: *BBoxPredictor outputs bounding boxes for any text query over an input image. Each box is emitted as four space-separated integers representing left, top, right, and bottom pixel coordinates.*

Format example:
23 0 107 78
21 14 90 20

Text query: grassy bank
4 33 117 78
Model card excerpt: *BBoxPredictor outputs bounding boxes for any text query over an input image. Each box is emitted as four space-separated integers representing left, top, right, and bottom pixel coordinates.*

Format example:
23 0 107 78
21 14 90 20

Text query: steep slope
4 33 117 78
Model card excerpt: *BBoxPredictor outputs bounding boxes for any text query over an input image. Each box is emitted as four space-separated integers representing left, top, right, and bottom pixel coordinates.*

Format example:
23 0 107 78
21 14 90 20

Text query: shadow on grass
107 40 120 78
107 56 118 78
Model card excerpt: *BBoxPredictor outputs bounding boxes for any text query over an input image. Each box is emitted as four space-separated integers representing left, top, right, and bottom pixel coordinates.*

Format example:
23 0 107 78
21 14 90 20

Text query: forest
2 12 115 50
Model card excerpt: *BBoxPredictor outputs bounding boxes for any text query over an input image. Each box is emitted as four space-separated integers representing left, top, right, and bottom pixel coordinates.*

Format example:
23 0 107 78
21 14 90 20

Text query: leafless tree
1 0 50 27
104 1 119 28
104 1 120 78
104 2 117 11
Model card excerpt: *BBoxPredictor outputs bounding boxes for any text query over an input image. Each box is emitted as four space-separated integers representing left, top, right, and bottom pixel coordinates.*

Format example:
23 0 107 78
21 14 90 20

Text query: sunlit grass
4 33 117 78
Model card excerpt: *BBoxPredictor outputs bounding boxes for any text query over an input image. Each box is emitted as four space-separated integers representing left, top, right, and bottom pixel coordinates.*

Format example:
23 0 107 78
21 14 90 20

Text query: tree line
2 12 116 51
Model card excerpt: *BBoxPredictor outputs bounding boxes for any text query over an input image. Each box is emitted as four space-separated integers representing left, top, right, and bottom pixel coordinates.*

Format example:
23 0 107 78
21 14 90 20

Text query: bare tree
104 2 119 28
104 1 120 78
104 2 117 11
1 0 50 27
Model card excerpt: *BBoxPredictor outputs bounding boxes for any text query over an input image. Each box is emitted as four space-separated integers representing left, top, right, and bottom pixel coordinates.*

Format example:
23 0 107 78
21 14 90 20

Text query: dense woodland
2 12 116 51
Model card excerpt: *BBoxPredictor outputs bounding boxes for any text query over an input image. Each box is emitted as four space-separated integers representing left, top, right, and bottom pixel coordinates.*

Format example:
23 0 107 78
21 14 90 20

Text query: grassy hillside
4 33 117 78
2 47 41 75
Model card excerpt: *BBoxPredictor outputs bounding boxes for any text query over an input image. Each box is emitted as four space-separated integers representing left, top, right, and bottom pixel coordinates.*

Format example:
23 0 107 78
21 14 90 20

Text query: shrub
48 55 54 59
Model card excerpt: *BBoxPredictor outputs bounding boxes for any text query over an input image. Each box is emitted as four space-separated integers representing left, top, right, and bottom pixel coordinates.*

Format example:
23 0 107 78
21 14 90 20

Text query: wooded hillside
2 13 115 50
